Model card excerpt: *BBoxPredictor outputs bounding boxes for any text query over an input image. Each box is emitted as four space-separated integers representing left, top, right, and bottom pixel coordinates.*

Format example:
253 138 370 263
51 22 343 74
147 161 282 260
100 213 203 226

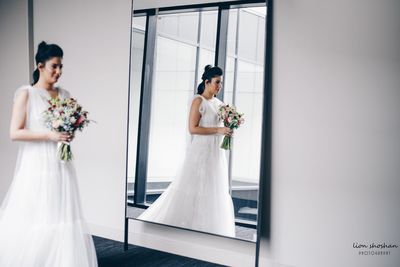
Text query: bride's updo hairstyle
32 41 63 85
197 64 223 95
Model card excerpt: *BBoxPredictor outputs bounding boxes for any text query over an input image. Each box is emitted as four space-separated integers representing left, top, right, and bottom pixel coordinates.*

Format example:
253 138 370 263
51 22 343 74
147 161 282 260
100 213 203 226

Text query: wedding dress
138 94 236 237
0 85 98 267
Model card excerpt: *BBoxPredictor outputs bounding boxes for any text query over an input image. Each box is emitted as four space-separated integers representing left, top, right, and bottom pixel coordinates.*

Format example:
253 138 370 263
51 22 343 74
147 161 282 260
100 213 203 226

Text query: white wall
0 0 30 202
128 219 256 267
260 0 400 266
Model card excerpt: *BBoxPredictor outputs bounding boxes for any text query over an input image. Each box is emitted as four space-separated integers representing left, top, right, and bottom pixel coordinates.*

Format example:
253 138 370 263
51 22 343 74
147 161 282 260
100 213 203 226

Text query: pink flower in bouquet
52 120 61 128
75 116 85 127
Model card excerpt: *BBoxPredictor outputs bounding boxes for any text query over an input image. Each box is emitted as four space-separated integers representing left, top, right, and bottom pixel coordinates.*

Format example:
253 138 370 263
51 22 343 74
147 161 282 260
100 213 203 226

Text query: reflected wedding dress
0 85 98 267
138 94 236 237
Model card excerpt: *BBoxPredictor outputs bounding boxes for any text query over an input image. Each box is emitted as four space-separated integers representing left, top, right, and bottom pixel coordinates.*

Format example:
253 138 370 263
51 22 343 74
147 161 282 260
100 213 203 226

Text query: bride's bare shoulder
190 94 205 107
192 95 203 104
13 85 31 102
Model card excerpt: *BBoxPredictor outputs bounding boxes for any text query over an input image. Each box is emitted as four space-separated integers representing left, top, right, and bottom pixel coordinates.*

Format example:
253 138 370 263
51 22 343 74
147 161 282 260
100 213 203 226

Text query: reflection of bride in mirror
138 65 236 237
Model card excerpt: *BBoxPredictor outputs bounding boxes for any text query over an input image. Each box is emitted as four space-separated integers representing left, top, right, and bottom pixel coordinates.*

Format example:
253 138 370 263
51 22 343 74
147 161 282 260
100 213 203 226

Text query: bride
138 65 236 237
0 41 98 266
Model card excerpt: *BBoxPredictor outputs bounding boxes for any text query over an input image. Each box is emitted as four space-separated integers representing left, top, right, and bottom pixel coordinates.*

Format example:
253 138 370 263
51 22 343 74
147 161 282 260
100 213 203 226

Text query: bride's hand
217 127 233 136
47 131 72 142
69 133 75 142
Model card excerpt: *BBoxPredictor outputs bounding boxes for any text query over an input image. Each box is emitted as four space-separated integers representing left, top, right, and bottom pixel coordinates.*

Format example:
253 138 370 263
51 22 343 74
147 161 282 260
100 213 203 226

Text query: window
225 7 266 224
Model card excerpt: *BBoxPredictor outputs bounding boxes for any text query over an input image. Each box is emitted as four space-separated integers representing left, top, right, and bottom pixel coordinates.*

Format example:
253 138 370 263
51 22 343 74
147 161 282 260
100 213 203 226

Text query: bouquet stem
57 141 73 161
221 136 232 150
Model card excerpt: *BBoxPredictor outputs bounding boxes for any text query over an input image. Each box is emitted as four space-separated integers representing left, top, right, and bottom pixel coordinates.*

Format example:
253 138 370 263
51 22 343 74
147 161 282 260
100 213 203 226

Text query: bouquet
43 97 92 161
217 104 244 150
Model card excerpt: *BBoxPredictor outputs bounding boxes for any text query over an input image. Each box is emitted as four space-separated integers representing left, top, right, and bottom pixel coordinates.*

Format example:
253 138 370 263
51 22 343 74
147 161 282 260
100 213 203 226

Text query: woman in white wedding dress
138 65 236 237
0 41 98 266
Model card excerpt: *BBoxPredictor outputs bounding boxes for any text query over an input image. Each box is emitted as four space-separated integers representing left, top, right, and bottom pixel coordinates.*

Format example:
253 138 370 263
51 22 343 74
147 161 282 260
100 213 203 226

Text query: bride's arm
9 90 70 142
188 97 231 136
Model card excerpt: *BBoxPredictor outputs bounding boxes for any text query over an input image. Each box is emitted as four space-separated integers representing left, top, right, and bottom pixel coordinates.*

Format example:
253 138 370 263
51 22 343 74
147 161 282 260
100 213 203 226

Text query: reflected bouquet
217 104 244 150
43 97 92 161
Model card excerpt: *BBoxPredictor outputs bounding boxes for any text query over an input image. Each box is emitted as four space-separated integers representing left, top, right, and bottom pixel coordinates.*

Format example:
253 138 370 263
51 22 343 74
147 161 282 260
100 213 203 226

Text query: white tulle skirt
138 134 236 237
0 141 98 267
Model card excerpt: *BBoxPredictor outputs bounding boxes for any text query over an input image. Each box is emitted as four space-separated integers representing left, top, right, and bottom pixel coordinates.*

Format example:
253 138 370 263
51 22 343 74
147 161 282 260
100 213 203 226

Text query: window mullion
214 4 229 102
134 9 158 205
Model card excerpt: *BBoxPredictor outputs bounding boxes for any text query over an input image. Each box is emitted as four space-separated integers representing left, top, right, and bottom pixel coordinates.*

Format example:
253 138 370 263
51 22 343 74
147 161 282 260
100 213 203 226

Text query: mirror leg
124 217 129 251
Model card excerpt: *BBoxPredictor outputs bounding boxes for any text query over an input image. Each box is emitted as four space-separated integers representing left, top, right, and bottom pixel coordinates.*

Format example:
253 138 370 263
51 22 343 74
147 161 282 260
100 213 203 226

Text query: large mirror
125 1 267 243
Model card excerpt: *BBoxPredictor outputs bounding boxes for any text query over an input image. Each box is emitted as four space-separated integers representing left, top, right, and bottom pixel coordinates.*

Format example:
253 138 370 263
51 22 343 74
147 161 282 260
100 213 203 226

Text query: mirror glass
126 3 266 242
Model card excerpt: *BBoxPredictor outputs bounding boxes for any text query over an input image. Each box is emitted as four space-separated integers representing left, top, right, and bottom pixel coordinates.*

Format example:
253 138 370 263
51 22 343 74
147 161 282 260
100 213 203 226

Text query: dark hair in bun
197 65 223 95
32 41 63 85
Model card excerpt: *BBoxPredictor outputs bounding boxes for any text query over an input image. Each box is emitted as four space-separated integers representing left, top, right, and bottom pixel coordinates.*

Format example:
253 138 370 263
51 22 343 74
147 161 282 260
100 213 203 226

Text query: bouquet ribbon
57 141 73 161
220 134 232 150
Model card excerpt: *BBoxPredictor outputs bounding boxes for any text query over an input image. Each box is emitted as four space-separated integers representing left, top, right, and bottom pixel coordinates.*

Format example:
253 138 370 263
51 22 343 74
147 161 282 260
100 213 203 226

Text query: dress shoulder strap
13 85 31 102
193 94 205 100
192 94 207 115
